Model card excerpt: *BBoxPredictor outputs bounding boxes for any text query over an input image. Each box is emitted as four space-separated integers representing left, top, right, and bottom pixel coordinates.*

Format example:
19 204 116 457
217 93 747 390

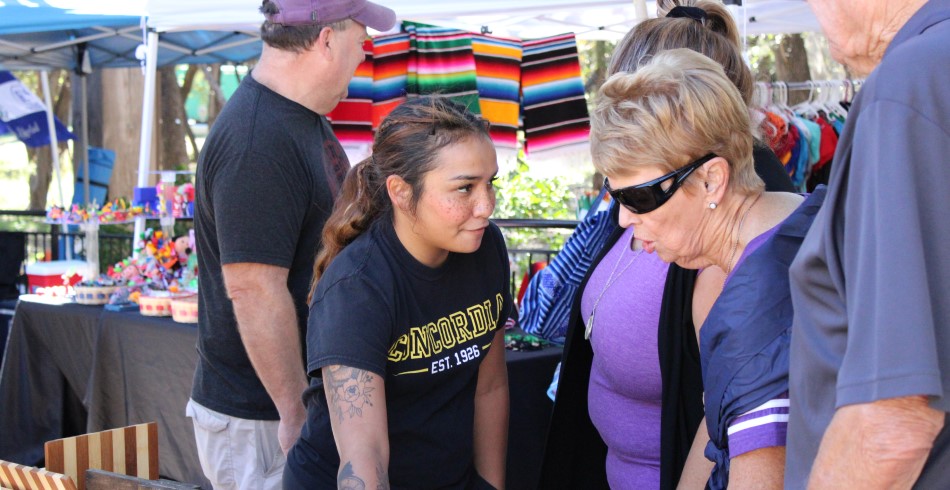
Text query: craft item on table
106 227 198 309
172 232 199 291
140 288 194 317
177 182 195 217
133 186 159 211
45 203 89 224
74 276 118 305
103 301 140 312
138 292 173 316
26 260 86 294
45 198 157 225
472 33 522 153
504 332 549 351
171 295 199 324
521 33 591 163
404 22 481 114
106 286 140 309
155 181 194 219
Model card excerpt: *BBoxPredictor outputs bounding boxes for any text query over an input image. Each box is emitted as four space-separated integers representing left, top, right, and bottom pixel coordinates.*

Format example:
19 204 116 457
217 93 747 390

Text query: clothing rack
766 79 864 91
754 79 863 108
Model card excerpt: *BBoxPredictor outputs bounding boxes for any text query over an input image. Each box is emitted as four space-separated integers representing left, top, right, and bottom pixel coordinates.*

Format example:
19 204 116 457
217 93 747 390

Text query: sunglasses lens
618 188 659 214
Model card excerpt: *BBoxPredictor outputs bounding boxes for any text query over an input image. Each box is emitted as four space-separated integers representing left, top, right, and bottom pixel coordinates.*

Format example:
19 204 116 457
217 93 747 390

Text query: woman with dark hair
283 96 510 490
540 1 795 489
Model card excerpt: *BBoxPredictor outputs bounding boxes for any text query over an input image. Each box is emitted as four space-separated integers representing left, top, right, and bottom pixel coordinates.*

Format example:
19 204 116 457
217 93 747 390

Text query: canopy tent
1 0 822 220
146 0 821 41
0 2 265 71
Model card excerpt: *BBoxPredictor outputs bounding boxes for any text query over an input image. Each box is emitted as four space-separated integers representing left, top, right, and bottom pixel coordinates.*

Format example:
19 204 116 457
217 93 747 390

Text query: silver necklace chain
585 238 643 340
724 192 763 279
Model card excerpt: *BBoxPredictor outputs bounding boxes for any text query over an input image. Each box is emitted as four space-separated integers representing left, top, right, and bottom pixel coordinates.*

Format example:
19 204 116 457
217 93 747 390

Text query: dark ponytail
309 96 490 302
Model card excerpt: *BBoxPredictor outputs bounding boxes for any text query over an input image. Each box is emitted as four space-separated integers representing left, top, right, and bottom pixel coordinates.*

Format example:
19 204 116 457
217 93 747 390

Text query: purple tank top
581 226 669 489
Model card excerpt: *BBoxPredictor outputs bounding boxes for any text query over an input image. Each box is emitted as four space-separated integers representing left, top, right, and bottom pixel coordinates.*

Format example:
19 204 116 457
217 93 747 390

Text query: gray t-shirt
786 2 950 487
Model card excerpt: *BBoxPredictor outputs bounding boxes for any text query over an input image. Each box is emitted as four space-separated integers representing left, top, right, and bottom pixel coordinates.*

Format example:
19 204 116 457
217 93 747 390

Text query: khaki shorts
186 399 285 490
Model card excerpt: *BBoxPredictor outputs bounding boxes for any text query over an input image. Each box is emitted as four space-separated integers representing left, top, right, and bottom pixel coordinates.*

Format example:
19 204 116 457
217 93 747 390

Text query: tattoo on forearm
376 462 389 490
338 461 366 490
324 365 376 421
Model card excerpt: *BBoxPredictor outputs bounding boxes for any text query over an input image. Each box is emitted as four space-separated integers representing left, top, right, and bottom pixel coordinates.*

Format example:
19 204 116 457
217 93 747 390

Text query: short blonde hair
591 48 764 194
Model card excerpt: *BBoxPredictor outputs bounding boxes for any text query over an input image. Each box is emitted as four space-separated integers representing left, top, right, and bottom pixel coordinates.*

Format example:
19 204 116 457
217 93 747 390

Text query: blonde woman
591 49 825 489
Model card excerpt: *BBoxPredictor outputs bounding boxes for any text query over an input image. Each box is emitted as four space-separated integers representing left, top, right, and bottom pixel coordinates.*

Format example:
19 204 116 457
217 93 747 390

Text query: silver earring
708 202 717 210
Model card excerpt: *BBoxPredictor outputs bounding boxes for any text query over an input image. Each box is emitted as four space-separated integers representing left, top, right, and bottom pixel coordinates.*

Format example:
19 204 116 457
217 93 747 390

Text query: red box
26 260 86 293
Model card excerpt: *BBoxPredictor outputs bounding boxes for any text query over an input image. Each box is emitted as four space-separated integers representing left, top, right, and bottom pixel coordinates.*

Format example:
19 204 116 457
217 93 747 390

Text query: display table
0 296 561 489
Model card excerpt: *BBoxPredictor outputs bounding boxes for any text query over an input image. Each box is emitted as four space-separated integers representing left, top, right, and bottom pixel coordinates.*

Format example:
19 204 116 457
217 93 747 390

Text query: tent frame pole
133 30 160 256
40 69 71 258
81 74 90 207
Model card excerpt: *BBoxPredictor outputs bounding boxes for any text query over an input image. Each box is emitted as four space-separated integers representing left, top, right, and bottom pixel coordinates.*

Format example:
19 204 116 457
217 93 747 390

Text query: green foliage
747 34 779 82
494 156 575 252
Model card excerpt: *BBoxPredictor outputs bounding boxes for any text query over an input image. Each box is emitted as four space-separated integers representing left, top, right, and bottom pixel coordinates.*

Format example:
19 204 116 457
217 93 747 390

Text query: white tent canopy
146 0 821 40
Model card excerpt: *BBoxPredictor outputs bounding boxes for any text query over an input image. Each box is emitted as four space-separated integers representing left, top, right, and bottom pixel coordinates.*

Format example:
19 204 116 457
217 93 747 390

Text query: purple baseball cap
265 0 397 32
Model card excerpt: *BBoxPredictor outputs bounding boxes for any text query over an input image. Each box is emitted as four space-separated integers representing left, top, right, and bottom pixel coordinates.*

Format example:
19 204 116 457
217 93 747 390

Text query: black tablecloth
0 297 561 489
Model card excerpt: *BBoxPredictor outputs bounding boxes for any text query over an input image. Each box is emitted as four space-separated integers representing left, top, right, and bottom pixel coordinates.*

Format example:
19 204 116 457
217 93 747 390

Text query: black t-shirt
285 218 511 489
192 73 349 420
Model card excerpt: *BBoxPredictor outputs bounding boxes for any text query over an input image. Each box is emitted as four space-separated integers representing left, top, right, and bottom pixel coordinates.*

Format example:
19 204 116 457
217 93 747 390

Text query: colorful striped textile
371 32 411 128
44 422 159 490
404 22 481 115
521 33 590 158
0 460 77 490
471 33 523 150
327 39 374 150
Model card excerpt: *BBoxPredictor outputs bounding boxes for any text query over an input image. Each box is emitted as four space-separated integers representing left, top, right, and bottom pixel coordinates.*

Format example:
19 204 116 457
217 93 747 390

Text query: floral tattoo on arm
338 461 365 490
336 461 389 490
324 365 376 421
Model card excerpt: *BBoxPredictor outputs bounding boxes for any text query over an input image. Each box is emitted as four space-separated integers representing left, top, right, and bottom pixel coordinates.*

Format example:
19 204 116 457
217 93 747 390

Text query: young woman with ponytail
283 96 510 490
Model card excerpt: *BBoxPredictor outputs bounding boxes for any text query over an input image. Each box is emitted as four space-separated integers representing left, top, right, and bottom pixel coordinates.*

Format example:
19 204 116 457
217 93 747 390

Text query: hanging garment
326 38 375 160
371 32 411 128
471 33 523 152
404 22 481 114
521 33 590 161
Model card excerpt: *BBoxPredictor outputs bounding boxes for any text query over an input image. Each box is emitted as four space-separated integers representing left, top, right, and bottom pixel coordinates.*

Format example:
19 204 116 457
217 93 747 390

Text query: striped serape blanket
371 32 411 128
471 33 522 150
404 22 481 115
521 33 590 159
327 38 375 153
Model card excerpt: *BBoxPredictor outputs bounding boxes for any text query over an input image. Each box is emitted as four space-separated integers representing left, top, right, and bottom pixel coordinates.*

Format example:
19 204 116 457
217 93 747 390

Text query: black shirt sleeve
307 273 394 378
212 150 314 268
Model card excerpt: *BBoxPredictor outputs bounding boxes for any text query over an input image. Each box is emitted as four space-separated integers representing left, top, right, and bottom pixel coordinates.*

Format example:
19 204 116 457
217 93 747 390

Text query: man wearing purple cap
187 1 396 488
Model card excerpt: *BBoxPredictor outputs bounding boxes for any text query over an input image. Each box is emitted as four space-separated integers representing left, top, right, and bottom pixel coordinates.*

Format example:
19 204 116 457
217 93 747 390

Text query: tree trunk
28 70 71 210
180 65 200 159
583 41 609 94
204 64 226 128
158 66 189 171
773 34 812 105
27 149 54 210
101 67 158 200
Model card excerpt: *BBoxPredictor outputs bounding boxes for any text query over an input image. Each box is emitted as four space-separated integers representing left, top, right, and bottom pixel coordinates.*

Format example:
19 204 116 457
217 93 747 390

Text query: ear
700 156 731 206
386 174 413 214
315 25 335 59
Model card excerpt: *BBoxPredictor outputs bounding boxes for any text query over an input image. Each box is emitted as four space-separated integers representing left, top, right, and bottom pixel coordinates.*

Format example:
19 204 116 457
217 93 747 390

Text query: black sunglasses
604 153 717 214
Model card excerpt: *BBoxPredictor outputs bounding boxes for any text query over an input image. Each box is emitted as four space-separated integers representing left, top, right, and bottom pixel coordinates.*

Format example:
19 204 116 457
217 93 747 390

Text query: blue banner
0 70 75 147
